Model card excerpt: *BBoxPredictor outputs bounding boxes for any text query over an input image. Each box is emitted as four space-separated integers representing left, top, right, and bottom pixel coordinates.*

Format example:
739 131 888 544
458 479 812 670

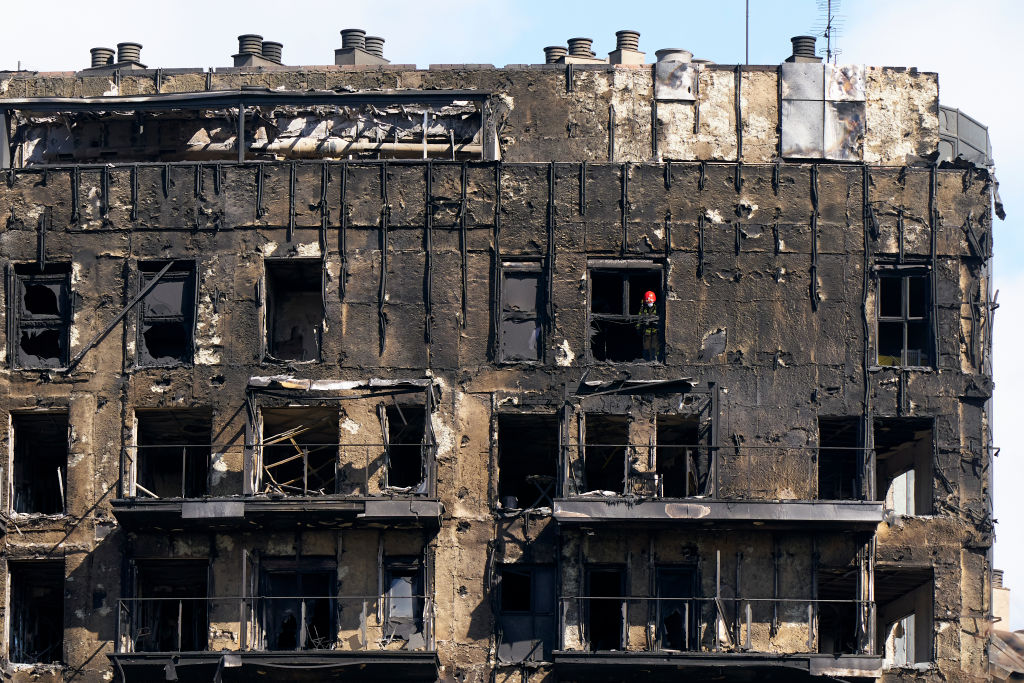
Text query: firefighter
637 290 659 361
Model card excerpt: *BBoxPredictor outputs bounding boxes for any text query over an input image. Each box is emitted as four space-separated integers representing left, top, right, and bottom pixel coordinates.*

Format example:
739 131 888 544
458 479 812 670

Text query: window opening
875 567 933 667
589 268 662 362
265 260 322 361
585 567 625 651
384 556 424 641
135 410 211 498
132 560 209 652
499 265 542 362
383 402 426 490
497 414 557 510
497 565 556 663
816 568 859 655
12 413 67 514
261 559 335 650
12 264 70 369
656 567 698 651
875 418 933 515
9 560 63 664
138 262 195 366
818 417 861 500
877 273 930 367
583 415 628 494
656 415 702 498
260 407 338 495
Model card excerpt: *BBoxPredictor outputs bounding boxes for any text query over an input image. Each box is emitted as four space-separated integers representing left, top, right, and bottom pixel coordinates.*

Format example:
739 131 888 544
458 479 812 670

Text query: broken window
12 412 68 514
584 566 625 651
260 407 338 495
656 415 703 498
583 415 628 494
656 567 698 651
818 416 862 500
499 264 543 362
877 272 931 367
135 410 211 498
384 556 425 641
265 260 322 362
261 558 335 650
816 568 859 655
497 414 557 510
138 262 195 366
381 402 427 490
10 264 70 369
589 267 663 362
9 560 63 664
875 418 933 516
875 567 933 667
497 565 556 663
131 560 209 652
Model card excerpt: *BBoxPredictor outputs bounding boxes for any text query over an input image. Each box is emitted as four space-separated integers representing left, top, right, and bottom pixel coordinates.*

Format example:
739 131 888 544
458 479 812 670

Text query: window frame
262 258 324 364
875 267 932 369
498 261 544 364
383 556 425 637
586 261 665 364
496 564 557 663
9 263 71 370
135 260 197 368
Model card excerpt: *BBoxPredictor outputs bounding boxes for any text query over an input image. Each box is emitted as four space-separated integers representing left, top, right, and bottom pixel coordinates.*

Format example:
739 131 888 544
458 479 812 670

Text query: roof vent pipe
341 29 367 50
655 48 692 63
117 42 143 64
238 34 263 55
615 30 639 51
261 41 283 64
90 47 115 68
790 35 817 59
543 46 567 63
567 37 593 57
364 36 385 58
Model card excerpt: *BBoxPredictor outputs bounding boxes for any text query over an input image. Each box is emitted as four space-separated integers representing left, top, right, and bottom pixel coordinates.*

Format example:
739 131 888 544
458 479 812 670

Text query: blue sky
5 0 1022 628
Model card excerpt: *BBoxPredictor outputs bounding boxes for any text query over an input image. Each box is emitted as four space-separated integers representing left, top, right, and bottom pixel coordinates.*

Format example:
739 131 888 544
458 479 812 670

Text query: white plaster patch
70 324 81 348
653 227 665 239
341 418 360 434
295 242 322 258
210 452 228 486
150 383 168 393
555 339 575 366
705 208 724 224
103 80 119 96
262 241 279 256
432 403 457 459
196 347 221 365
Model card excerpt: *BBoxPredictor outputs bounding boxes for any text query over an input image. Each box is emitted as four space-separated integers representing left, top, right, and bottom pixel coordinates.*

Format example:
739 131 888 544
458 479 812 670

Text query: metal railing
118 442 437 499
565 443 871 501
116 595 436 654
558 596 874 655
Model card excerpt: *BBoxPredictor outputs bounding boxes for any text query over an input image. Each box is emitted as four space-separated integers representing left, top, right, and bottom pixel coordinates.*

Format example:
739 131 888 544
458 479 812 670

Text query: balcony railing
118 442 438 499
564 443 871 501
116 595 436 654
558 596 874 655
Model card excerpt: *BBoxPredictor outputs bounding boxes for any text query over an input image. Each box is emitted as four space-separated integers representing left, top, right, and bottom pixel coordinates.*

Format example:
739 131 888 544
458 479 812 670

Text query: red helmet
644 290 657 305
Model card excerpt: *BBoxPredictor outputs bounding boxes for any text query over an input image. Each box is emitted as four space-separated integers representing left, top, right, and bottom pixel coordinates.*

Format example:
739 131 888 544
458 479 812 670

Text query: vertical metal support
734 66 743 165
379 163 389 355
181 446 187 498
339 163 348 301
651 99 659 159
772 535 780 635
697 213 705 279
491 162 503 359
810 165 820 310
425 162 433 347
929 165 940 368
460 162 469 329
711 383 721 497
237 102 246 164
810 535 819 652
579 161 587 216
715 549 721 652
546 161 556 360
0 110 9 169
287 162 296 241
608 104 616 162
621 163 629 256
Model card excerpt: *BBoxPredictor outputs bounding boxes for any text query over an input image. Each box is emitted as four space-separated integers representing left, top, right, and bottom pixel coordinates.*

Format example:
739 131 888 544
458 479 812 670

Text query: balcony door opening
135 409 211 499
260 407 338 496
583 415 628 494
381 402 426 490
132 560 209 652
497 414 558 510
585 567 625 651
656 415 701 498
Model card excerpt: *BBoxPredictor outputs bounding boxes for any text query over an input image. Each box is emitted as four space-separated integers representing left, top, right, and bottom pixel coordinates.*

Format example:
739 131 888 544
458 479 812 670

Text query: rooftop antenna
812 0 844 63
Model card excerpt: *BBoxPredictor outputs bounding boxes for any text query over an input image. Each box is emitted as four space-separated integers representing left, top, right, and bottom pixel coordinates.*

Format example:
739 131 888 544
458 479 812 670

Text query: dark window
656 567 698 651
9 560 63 664
260 407 338 496
384 557 425 641
589 268 662 362
138 262 195 366
817 568 859 655
136 410 211 498
12 413 67 514
11 264 70 369
132 560 209 652
497 414 558 510
877 273 930 367
266 260 321 361
656 415 703 498
261 559 335 650
382 402 426 490
585 567 624 651
818 417 862 500
583 415 628 494
874 418 933 515
497 565 556 662
499 265 542 362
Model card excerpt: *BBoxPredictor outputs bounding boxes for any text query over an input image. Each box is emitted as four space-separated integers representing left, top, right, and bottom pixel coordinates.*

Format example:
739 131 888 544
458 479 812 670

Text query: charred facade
0 31 997 683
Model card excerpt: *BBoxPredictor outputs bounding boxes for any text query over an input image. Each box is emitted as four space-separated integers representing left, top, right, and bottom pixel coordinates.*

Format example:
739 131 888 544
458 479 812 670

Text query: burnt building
0 29 998 683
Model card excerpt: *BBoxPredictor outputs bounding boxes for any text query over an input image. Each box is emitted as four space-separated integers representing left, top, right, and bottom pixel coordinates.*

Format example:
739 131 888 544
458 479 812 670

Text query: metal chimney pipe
341 29 367 50
90 47 115 68
791 35 817 58
364 36 385 58
543 46 567 64
615 30 639 51
117 42 143 64
238 34 263 55
567 37 593 57
261 41 283 64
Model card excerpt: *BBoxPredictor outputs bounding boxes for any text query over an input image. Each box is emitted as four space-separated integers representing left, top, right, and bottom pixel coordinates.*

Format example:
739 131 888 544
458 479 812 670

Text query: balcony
109 595 438 682
552 595 882 682
111 442 442 531
553 444 884 529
